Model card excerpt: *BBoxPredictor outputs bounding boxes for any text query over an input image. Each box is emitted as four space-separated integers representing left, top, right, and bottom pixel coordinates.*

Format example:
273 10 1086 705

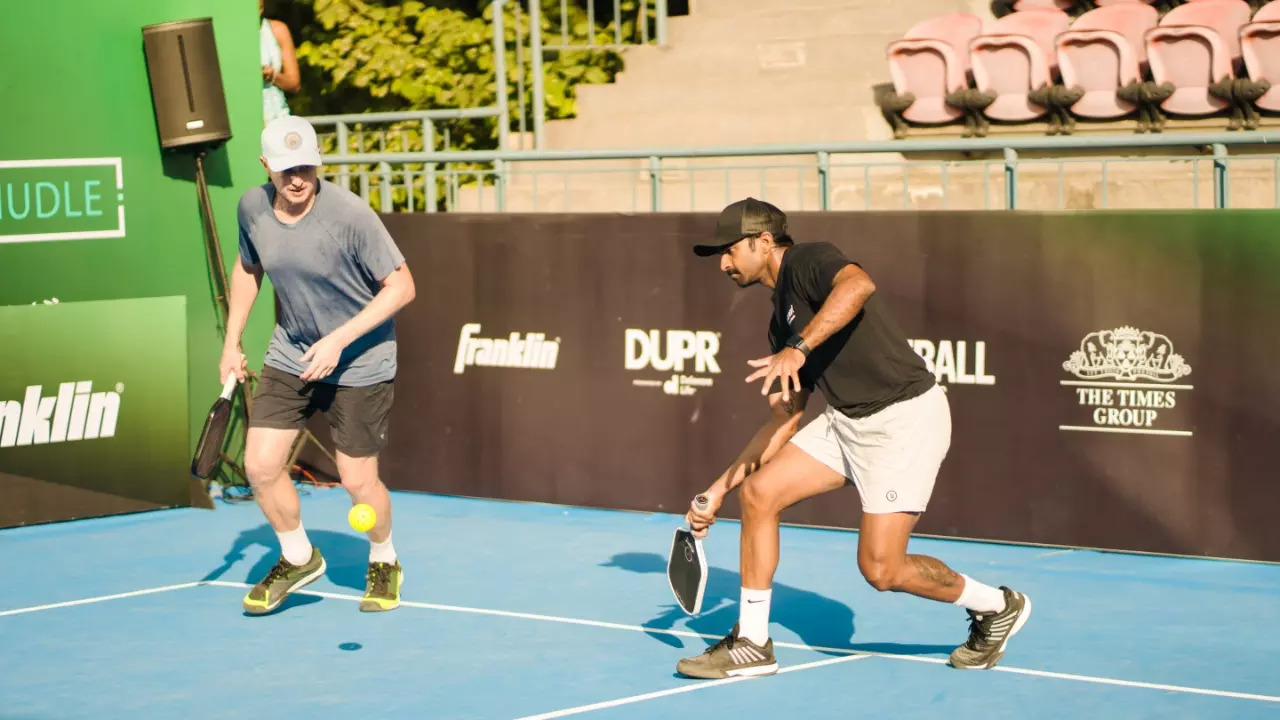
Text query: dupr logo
625 329 721 396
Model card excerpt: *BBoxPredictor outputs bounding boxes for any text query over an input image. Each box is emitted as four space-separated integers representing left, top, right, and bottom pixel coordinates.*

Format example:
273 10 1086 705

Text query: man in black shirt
676 198 1031 679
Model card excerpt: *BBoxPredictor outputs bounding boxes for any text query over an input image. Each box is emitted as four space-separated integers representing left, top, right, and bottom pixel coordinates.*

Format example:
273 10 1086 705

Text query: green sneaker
241 547 326 615
949 586 1032 670
360 560 403 612
676 624 778 679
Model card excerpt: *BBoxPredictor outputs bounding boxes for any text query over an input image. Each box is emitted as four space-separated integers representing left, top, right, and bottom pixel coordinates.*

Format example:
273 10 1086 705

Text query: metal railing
314 131 1280 213
299 0 672 211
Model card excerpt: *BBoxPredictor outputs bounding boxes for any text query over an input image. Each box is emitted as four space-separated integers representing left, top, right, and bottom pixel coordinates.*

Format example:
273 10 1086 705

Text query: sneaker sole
243 558 327 615
676 661 778 680
952 594 1032 671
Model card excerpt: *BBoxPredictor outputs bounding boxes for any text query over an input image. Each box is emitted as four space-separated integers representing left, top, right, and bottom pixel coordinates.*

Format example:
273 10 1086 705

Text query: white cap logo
261 116 323 172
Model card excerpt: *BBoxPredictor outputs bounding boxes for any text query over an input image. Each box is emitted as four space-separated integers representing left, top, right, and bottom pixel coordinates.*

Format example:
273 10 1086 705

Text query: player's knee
859 557 904 592
336 454 380 494
244 456 287 487
741 475 782 518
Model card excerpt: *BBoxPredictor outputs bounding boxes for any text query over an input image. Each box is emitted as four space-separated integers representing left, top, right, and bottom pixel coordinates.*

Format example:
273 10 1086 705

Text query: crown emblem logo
1063 326 1191 382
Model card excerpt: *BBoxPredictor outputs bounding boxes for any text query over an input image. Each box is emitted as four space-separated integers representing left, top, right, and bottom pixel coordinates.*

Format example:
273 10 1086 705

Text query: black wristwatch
785 334 811 357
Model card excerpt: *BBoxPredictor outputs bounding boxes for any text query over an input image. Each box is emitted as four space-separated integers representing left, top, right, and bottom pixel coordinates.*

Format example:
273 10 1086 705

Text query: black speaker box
142 17 232 152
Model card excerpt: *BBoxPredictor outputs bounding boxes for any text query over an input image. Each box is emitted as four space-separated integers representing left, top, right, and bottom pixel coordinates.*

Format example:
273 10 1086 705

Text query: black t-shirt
768 242 936 418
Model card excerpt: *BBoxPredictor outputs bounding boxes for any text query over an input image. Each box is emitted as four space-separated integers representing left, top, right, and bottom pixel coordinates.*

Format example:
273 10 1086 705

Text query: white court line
0 581 203 617
512 654 873 720
7 580 1280 706
201 580 1280 704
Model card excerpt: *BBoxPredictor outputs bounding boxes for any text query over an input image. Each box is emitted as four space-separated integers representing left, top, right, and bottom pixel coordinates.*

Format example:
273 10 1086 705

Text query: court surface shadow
601 551 956 659
202 523 374 614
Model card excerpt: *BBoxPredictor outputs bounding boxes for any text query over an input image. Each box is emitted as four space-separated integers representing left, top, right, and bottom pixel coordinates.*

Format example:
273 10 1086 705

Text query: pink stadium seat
877 13 987 137
970 9 1073 124
1241 0 1280 111
1144 0 1252 121
1014 0 1077 10
887 13 986 124
1055 3 1160 120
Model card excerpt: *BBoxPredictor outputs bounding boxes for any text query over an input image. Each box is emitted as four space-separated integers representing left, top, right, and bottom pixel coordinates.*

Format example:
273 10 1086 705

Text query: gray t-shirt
237 179 406 386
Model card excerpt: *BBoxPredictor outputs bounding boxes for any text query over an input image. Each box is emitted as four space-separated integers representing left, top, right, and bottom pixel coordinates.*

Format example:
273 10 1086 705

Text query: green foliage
273 0 659 210
288 0 654 141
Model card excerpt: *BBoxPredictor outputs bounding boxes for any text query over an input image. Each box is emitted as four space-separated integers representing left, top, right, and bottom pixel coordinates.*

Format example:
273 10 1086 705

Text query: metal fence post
425 120 437 213
493 0 509 153
529 0 546 150
336 122 350 190
1004 147 1018 210
817 151 830 211
656 0 668 46
379 161 393 211
495 158 507 211
1213 143 1228 209
649 156 661 211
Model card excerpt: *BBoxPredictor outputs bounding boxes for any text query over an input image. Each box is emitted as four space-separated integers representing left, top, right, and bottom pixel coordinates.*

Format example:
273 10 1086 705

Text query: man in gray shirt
220 115 416 615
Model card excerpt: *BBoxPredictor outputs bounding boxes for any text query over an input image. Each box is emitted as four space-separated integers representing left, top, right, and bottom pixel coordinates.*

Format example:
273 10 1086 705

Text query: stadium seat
876 13 986 138
1144 0 1265 129
1014 0 1078 10
1241 0 1280 112
1055 3 1164 130
969 8 1076 133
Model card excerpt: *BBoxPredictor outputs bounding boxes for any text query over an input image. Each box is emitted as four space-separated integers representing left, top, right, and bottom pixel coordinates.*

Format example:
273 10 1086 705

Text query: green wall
0 0 277 462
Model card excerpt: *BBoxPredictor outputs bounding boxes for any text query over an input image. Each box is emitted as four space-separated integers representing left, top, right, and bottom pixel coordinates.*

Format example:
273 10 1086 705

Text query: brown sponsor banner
349 211 1279 562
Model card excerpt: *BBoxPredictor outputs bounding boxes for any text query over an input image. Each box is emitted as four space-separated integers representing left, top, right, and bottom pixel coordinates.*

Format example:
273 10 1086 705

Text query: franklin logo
284 132 303 150
1059 326 1193 437
453 323 560 374
0 381 123 448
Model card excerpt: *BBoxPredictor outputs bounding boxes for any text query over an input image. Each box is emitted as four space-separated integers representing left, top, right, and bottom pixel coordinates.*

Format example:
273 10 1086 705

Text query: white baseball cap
261 115 323 172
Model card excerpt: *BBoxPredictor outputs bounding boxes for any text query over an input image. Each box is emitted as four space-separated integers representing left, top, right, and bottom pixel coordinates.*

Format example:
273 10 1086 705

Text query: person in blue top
259 0 299 123
220 115 416 616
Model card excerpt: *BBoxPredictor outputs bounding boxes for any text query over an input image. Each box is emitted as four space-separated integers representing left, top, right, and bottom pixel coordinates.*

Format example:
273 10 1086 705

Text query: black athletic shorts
249 365 394 457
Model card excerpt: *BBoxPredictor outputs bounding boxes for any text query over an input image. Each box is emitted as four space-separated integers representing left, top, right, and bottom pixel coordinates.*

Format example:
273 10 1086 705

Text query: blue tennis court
2 486 1277 719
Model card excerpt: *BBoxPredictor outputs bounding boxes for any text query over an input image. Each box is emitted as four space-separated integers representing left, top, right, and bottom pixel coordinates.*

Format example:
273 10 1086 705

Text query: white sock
737 587 772 645
954 574 1006 614
277 523 313 566
370 533 397 564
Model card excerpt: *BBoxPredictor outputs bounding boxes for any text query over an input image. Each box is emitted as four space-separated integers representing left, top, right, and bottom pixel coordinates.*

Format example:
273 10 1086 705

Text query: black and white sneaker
676 624 778 679
949 586 1032 670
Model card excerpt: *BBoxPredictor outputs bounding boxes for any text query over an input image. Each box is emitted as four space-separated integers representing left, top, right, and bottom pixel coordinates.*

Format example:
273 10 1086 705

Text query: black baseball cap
693 197 788 257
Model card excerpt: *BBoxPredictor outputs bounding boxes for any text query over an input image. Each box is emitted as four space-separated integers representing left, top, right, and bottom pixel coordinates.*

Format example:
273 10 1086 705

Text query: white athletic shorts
789 383 951 514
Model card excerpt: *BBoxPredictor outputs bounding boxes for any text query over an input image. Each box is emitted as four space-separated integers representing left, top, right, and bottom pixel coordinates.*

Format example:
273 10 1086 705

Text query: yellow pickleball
348 503 377 532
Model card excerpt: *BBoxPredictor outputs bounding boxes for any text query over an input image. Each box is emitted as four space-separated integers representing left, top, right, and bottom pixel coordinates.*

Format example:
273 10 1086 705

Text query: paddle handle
693 494 709 512
219 373 238 399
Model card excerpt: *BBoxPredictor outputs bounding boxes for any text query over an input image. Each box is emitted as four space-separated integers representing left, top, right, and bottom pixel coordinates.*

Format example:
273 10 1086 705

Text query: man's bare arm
797 264 876 351
330 263 417 346
223 253 263 354
706 388 810 499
